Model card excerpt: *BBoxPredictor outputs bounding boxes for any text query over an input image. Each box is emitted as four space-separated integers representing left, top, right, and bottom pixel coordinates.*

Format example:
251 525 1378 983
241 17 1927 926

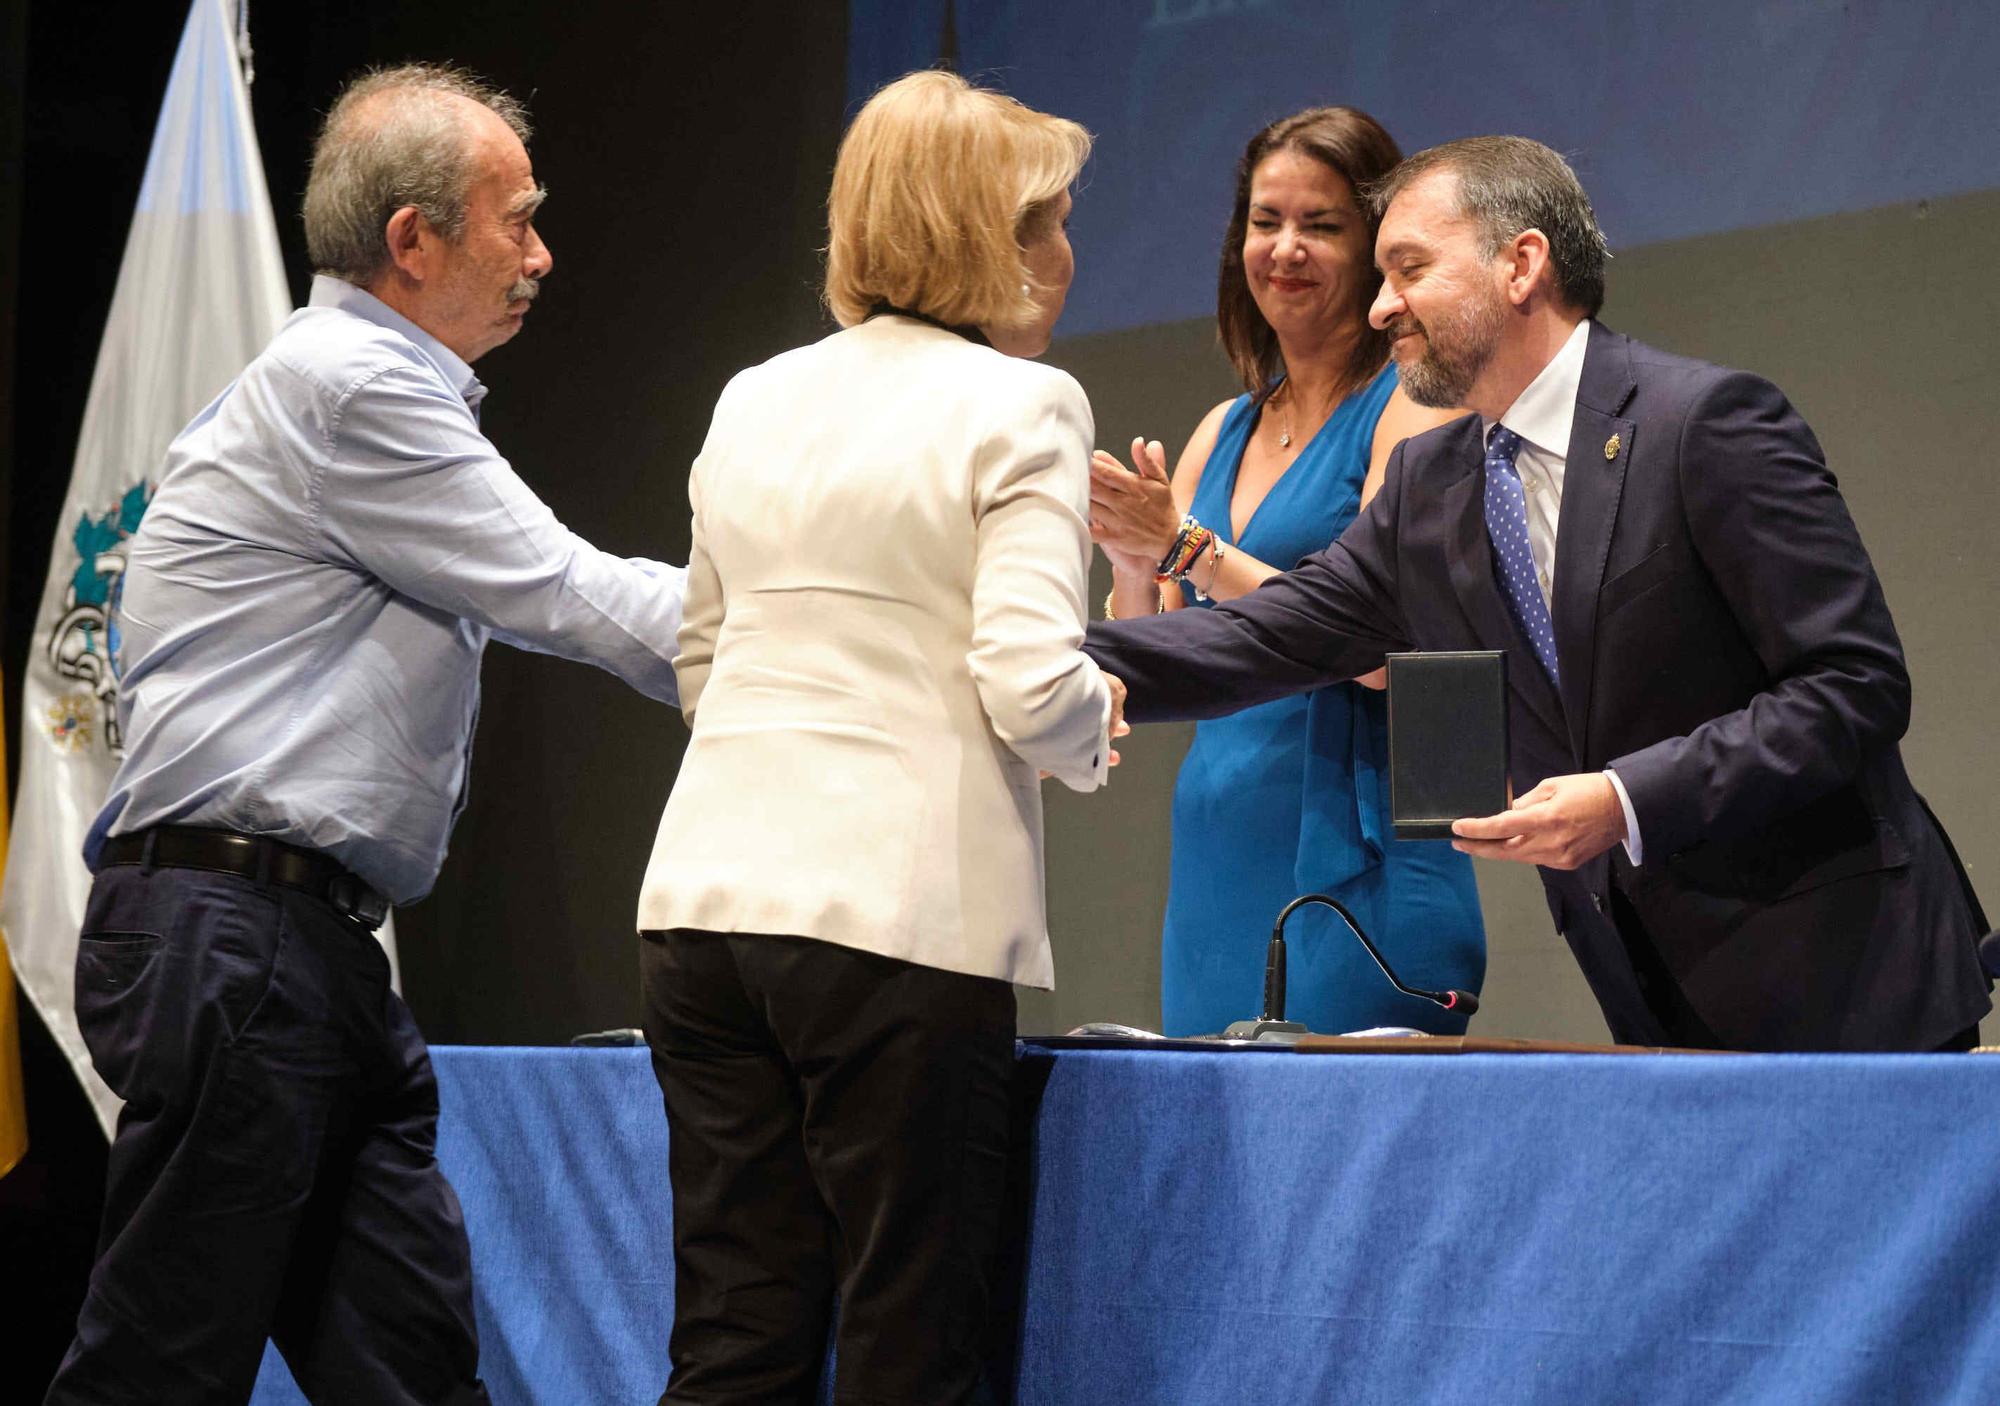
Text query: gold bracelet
1104 584 1167 620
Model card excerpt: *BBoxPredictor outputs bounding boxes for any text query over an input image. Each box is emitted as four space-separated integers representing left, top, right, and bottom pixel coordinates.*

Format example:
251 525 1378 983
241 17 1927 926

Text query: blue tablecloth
254 1044 2000 1404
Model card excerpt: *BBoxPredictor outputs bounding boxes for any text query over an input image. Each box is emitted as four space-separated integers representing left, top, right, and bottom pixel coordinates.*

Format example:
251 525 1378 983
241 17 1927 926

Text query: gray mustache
506 278 540 304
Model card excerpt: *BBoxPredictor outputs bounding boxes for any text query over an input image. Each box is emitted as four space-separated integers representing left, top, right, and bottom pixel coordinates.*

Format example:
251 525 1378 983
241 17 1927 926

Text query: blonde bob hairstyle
824 70 1091 331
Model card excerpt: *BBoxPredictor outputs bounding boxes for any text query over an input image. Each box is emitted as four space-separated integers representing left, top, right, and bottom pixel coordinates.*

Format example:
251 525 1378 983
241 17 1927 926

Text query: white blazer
636 315 1111 989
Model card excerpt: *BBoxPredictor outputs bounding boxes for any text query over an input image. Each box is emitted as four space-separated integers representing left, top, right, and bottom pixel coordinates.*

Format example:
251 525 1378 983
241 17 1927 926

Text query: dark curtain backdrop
1 2 852 1391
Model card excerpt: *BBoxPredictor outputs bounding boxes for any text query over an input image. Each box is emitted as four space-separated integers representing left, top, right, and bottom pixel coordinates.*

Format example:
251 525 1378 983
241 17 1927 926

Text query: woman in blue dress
1090 107 1486 1035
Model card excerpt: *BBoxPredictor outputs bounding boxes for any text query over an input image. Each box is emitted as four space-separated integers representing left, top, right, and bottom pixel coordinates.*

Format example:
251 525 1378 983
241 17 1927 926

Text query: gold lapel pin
1604 433 1621 461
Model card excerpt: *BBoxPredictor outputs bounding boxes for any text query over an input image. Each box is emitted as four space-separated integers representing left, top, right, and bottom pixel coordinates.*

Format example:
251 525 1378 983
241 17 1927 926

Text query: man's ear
1505 228 1552 308
1504 228 1552 308
384 205 429 282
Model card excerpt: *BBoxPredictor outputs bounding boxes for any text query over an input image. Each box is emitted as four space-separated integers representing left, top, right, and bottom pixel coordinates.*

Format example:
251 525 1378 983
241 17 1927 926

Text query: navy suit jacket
1086 322 1988 1050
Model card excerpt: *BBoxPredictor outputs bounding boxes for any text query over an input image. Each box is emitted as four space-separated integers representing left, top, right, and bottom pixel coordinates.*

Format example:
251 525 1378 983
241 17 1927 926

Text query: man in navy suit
1086 137 1988 1051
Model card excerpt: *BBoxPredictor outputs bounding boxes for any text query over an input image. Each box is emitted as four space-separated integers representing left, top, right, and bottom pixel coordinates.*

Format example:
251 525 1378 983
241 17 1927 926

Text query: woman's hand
1089 438 1179 575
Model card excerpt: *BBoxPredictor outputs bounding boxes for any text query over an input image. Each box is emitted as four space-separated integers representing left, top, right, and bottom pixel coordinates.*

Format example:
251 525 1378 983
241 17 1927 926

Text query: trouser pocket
74 930 166 1101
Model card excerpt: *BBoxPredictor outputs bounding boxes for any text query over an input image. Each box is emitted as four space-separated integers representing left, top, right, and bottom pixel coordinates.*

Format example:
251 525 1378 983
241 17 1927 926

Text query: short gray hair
1369 136 1609 317
303 63 532 284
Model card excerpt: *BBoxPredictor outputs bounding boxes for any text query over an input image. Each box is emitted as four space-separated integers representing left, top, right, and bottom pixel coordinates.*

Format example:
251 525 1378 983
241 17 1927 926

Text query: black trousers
639 928 1016 1406
47 863 488 1406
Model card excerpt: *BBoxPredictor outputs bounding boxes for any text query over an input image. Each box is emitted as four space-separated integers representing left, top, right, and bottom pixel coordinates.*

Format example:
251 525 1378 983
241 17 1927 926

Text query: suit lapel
1440 419 1567 743
1552 323 1637 764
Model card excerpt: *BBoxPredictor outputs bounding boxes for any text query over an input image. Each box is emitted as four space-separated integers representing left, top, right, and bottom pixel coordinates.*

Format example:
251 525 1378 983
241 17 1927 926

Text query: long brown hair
1216 106 1403 403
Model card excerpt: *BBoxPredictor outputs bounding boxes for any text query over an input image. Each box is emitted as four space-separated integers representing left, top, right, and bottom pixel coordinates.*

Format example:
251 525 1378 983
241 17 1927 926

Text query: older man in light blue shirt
50 65 680 1406
86 268 683 903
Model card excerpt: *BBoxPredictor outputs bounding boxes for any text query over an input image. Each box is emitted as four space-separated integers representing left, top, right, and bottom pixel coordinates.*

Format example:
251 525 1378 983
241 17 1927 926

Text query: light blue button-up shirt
87 275 685 903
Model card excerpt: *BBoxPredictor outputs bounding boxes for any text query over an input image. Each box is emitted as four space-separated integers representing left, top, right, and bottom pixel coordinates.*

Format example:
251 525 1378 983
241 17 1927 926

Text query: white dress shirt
1480 319 1644 861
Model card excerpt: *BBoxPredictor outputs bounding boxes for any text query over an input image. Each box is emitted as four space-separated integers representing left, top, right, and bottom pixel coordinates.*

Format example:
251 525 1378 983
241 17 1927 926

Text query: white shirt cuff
1604 768 1643 866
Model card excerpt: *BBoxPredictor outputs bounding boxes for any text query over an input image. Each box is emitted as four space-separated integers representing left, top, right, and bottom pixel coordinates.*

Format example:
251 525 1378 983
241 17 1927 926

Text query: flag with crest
1 0 396 1136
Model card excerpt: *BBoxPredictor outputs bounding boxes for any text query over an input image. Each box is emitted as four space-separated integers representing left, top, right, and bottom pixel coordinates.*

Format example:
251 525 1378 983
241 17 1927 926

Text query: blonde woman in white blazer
635 72 1124 1406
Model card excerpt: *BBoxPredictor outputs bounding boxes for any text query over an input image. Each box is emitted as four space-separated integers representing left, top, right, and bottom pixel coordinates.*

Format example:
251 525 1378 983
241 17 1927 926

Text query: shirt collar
1483 317 1591 460
309 274 487 408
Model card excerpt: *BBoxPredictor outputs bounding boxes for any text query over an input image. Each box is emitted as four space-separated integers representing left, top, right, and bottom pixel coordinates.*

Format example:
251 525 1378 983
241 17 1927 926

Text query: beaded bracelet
1156 515 1216 582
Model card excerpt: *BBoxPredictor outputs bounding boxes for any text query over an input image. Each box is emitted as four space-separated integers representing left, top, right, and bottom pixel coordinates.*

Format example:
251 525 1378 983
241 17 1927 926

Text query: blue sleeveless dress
1162 366 1486 1035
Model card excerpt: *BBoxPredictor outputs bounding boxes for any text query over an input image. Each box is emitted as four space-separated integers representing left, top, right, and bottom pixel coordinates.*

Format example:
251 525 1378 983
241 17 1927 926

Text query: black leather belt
99 826 391 929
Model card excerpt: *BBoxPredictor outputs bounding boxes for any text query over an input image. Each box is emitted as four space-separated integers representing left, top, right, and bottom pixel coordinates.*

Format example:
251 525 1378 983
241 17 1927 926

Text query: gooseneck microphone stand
1220 892 1481 1043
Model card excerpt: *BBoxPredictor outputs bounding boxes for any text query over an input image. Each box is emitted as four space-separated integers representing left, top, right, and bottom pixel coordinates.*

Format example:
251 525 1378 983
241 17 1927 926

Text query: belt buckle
327 874 390 929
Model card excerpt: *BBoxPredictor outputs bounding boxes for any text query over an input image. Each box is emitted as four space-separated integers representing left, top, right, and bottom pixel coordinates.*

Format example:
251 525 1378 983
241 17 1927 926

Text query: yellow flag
1 669 28 1178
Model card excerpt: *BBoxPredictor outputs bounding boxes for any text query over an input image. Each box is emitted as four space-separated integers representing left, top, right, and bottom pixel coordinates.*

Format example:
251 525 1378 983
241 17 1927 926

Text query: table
253 1043 2000 1404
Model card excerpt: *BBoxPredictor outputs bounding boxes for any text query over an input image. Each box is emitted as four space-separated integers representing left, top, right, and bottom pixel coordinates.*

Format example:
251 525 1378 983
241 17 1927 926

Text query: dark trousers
47 863 488 1406
639 929 1016 1406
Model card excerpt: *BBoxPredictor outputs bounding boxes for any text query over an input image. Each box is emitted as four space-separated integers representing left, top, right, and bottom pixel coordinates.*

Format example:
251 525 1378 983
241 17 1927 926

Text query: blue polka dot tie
1483 426 1560 684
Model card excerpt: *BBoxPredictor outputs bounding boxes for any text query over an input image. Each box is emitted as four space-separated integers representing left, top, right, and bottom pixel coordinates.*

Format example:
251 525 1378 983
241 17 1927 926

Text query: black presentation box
1386 651 1509 840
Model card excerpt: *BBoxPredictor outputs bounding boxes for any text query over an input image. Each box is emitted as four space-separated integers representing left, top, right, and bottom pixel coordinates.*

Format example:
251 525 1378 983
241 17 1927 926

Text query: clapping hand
1090 438 1177 577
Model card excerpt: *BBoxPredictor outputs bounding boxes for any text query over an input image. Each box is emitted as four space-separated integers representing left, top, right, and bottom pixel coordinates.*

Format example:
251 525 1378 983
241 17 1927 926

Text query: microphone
1978 930 2000 981
1222 892 1480 1042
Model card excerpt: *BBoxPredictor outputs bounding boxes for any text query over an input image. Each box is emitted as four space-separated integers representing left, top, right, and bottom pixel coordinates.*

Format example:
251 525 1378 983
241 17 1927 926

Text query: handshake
1042 671 1129 781
1105 672 1130 768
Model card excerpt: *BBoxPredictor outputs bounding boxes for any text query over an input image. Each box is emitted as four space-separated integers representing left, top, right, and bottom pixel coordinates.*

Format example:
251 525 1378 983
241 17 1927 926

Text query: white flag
1 0 395 1137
